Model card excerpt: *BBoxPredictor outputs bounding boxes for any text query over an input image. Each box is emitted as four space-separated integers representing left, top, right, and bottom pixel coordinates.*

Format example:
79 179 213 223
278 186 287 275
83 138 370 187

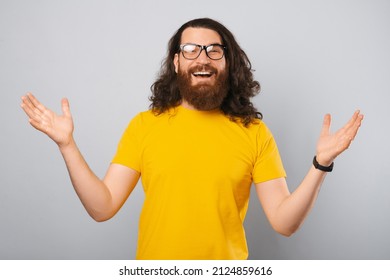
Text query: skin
20 27 364 237
20 94 140 221
174 27 226 109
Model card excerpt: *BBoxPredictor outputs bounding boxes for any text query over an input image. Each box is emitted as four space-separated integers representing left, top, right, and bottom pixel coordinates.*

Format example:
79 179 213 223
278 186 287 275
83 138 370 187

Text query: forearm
274 166 327 236
258 111 363 236
59 138 113 221
20 94 133 221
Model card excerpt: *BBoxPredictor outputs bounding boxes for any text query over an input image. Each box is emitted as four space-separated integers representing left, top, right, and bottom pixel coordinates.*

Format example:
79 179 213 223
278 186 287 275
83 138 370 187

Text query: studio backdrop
1 0 389 259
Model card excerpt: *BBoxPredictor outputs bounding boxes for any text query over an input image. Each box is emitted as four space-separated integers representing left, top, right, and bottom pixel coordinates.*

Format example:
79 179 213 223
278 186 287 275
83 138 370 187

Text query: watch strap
313 156 334 172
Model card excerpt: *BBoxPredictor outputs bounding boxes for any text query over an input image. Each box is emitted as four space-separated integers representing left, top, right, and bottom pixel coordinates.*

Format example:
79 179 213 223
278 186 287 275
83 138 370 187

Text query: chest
139 119 257 184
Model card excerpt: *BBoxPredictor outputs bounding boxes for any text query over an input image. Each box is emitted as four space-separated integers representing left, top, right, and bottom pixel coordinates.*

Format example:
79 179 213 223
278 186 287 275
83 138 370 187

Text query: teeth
193 71 212 76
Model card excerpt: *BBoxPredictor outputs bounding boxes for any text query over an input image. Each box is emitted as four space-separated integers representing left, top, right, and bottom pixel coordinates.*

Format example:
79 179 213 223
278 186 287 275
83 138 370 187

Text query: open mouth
192 71 213 78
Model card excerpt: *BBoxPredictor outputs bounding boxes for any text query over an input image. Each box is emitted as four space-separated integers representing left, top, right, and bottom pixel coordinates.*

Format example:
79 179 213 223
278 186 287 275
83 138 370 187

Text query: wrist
315 153 334 167
58 137 77 154
313 155 334 172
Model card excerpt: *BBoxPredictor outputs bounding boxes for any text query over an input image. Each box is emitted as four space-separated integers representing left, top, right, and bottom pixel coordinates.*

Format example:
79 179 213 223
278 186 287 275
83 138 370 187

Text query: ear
173 53 179 73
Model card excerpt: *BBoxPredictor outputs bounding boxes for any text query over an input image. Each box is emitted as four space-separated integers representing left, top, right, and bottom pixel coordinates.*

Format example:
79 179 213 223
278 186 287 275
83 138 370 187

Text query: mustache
188 65 218 73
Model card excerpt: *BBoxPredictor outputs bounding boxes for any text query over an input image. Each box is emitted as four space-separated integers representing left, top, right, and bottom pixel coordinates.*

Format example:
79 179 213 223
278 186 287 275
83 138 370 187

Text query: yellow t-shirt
112 105 286 259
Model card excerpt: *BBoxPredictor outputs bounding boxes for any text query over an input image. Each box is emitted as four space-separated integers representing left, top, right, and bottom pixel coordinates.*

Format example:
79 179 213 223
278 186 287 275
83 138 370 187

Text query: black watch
313 156 334 172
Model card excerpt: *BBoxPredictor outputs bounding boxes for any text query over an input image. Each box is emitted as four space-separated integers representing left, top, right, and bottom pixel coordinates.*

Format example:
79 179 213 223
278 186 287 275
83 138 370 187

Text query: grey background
1 0 389 259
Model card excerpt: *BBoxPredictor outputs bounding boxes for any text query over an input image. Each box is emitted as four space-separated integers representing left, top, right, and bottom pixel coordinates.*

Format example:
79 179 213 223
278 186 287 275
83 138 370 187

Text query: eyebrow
181 42 223 45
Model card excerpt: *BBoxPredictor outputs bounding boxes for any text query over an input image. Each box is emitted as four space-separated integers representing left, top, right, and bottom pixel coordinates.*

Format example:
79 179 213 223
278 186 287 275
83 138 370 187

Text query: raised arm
255 111 364 236
20 93 140 221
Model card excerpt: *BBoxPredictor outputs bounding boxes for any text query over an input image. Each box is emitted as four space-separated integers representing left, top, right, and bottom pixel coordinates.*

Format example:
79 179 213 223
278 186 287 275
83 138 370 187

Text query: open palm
21 93 74 148
316 111 364 166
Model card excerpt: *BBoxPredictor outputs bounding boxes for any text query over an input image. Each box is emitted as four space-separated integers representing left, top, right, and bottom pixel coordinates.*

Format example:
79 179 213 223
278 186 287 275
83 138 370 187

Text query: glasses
179 43 226 60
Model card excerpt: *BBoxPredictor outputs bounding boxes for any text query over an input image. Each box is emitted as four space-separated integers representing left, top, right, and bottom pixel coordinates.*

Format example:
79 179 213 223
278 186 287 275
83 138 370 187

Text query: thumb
320 113 331 137
61 98 72 117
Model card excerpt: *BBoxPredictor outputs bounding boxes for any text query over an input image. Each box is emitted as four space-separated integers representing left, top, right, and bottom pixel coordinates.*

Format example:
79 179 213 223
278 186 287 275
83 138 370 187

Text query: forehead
180 27 222 45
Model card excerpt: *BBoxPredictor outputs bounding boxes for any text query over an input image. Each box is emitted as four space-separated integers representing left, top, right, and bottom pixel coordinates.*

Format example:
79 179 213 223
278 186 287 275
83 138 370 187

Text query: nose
195 48 211 64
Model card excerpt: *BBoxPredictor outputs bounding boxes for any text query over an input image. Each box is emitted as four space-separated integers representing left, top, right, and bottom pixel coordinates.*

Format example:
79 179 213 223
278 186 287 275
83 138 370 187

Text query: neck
181 100 196 110
180 100 222 112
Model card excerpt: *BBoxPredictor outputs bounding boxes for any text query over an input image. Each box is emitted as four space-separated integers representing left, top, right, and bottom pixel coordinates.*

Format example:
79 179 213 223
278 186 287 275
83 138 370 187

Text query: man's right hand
20 93 140 221
21 93 74 149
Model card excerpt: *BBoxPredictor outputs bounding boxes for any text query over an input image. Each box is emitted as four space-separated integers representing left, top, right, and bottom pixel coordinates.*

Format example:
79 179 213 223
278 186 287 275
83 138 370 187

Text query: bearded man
21 18 363 260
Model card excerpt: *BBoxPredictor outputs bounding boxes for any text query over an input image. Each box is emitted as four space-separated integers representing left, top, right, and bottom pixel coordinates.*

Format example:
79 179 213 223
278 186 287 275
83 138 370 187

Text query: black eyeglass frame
179 43 226 60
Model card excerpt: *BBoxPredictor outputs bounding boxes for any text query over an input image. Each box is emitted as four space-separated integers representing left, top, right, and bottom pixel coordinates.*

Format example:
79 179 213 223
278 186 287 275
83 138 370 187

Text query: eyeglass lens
181 44 225 60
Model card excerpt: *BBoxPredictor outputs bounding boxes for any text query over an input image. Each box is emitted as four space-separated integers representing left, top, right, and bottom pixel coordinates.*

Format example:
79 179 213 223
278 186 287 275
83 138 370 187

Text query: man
21 18 363 259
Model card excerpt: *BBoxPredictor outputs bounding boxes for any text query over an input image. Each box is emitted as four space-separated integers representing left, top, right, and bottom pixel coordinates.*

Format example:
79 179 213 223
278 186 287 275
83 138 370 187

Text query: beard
176 64 229 111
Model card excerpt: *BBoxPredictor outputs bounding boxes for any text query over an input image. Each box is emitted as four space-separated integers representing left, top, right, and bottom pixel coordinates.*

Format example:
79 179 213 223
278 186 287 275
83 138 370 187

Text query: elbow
89 210 114 223
272 223 300 237
277 228 295 237
92 215 111 223
84 202 116 222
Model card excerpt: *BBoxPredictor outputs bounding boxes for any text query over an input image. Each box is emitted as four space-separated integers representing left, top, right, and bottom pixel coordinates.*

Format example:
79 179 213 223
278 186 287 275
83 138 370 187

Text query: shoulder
130 109 164 123
236 118 273 137
126 108 175 131
242 119 279 151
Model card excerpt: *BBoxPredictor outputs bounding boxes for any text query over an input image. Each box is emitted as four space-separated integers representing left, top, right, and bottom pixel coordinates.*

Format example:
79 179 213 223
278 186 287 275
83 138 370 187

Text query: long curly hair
150 18 262 126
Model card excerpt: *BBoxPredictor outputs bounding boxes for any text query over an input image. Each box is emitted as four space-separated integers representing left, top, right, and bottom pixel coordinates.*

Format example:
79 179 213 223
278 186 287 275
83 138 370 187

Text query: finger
26 92 47 114
61 98 72 118
320 113 331 137
343 111 363 134
343 110 361 131
28 117 44 131
21 94 52 129
21 94 43 122
21 95 39 120
21 94 34 110
347 113 364 140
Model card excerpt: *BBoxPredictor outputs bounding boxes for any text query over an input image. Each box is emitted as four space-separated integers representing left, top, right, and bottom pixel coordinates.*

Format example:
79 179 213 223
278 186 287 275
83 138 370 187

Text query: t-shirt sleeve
111 113 142 173
252 122 286 183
